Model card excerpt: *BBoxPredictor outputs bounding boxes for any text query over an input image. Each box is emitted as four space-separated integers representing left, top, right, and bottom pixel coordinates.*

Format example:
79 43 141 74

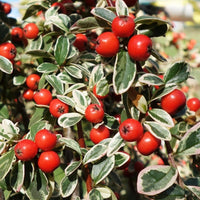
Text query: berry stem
77 121 93 193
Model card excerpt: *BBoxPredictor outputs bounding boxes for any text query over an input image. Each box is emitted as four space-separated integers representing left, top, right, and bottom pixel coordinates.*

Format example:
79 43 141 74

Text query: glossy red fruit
112 15 135 38
0 42 17 60
123 0 138 7
93 85 108 100
33 89 52 105
38 151 60 173
14 139 38 161
119 118 143 142
114 114 121 124
26 74 40 90
23 89 34 101
187 97 200 112
51 2 67 14
11 27 24 42
136 131 161 156
85 104 104 123
161 89 186 115
49 99 69 118
128 34 152 61
35 129 57 151
95 32 119 57
90 125 110 144
1 2 11 14
73 33 88 52
23 23 39 39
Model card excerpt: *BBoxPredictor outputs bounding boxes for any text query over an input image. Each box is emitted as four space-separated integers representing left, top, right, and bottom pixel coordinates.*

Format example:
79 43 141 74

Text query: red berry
33 89 52 105
1 2 11 14
35 129 57 151
90 125 110 144
26 74 40 90
0 42 17 60
73 34 88 52
95 32 119 57
23 23 39 39
128 34 152 61
85 104 104 123
136 131 161 156
112 15 135 38
23 89 34 101
11 27 24 42
187 97 200 112
14 139 38 161
119 118 143 142
49 99 69 118
38 151 60 173
161 89 186 115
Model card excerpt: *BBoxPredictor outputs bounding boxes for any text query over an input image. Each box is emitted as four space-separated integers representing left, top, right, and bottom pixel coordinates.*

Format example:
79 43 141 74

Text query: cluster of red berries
93 14 152 61
23 74 69 118
14 129 60 173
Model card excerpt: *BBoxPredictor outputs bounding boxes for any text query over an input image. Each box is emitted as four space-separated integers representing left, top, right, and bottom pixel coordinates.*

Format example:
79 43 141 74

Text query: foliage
0 0 200 199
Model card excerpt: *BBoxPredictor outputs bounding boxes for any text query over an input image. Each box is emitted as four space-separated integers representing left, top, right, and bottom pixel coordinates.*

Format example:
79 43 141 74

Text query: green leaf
1 119 19 140
65 83 86 94
144 121 171 141
46 74 64 95
27 35 43 51
155 184 185 200
26 170 50 200
96 78 109 97
30 120 47 140
91 7 116 23
89 64 104 87
137 165 178 196
65 160 81 177
104 113 119 130
107 132 124 156
0 102 9 122
58 112 83 128
28 107 46 128
113 51 136 94
23 4 45 20
55 36 70 66
57 95 75 108
176 122 200 156
114 152 130 168
83 144 107 165
89 189 103 200
185 178 200 199
0 24 9 43
10 161 25 192
26 50 53 58
60 173 78 198
115 0 129 16
164 62 189 84
139 74 164 86
91 156 115 185
0 55 13 74
13 76 26 86
58 71 77 84
0 149 15 181
45 13 70 32
151 48 167 62
148 109 174 128
0 142 6 154
59 137 82 156
65 65 83 79
72 90 88 114
37 62 58 73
